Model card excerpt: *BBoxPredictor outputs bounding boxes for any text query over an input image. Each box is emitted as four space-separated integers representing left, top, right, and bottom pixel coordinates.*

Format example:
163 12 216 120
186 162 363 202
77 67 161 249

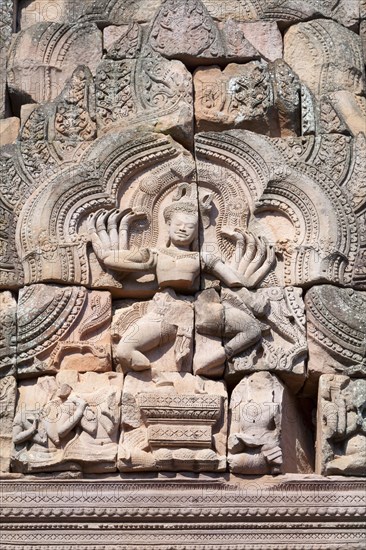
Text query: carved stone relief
316 374 366 475
228 371 313 474
194 60 301 136
305 285 366 394
112 292 194 374
12 371 123 473
0 0 13 119
0 3 365 545
18 0 157 29
196 131 365 289
17 285 112 378
96 46 193 147
119 371 227 472
0 375 16 472
6 22 102 115
17 0 361 31
149 0 225 63
284 19 366 136
203 0 361 29
0 291 17 378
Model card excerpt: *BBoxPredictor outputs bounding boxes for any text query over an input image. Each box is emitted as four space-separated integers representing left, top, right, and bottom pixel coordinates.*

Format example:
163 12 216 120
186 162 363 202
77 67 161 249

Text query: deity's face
167 211 198 247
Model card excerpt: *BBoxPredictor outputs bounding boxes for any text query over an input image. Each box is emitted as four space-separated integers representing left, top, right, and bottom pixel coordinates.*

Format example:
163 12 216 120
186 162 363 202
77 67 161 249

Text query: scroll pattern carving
17 285 112 378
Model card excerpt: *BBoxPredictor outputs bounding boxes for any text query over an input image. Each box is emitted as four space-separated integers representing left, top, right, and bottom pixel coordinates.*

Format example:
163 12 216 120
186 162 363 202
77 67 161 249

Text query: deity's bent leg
116 318 176 371
223 306 262 359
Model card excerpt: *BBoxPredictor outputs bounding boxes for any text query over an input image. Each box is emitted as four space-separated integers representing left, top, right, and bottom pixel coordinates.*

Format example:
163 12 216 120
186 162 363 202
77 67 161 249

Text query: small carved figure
317 375 366 476
228 373 283 474
13 380 87 472
12 372 123 473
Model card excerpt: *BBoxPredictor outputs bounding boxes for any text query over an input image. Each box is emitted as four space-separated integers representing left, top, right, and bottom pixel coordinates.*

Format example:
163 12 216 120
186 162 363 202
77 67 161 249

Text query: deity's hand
87 208 146 262
221 228 275 289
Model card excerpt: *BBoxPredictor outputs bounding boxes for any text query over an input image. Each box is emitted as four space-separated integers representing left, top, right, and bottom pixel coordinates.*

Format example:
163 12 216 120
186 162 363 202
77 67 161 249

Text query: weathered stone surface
17 0 362 30
0 476 365 548
0 291 17 378
0 132 196 290
18 65 96 143
193 288 226 378
0 0 365 539
103 24 142 56
204 0 361 28
194 60 301 136
12 371 123 473
17 285 112 378
316 374 366 476
223 287 307 391
306 286 366 393
148 2 283 65
228 372 314 474
361 21 366 66
104 17 280 66
112 292 194 374
0 375 16 472
0 117 20 146
0 0 13 119
18 0 71 28
193 286 306 391
227 21 283 62
284 19 366 136
149 0 225 63
118 371 227 472
7 22 102 115
18 0 159 29
95 52 193 147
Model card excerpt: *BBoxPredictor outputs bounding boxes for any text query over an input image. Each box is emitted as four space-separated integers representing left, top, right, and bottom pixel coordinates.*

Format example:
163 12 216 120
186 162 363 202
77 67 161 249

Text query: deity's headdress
163 183 213 229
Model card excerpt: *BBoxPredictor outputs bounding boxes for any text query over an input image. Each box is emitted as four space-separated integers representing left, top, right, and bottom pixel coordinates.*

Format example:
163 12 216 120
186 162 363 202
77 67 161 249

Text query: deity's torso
155 248 200 292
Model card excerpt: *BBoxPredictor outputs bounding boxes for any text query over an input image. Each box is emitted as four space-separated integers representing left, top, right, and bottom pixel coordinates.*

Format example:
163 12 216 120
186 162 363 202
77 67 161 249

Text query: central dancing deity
88 184 275 373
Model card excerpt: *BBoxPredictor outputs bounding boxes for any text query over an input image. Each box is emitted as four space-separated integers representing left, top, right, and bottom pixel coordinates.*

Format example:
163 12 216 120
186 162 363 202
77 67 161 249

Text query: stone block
12 371 123 473
18 0 158 29
316 374 366 475
0 375 17 472
196 131 365 289
0 117 20 146
95 54 193 147
225 21 283 62
17 285 112 378
112 291 194 374
0 0 13 118
0 291 17 378
228 372 314 474
305 286 366 395
149 0 225 63
204 0 360 28
284 19 366 136
7 22 102 115
194 61 301 136
118 371 227 472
